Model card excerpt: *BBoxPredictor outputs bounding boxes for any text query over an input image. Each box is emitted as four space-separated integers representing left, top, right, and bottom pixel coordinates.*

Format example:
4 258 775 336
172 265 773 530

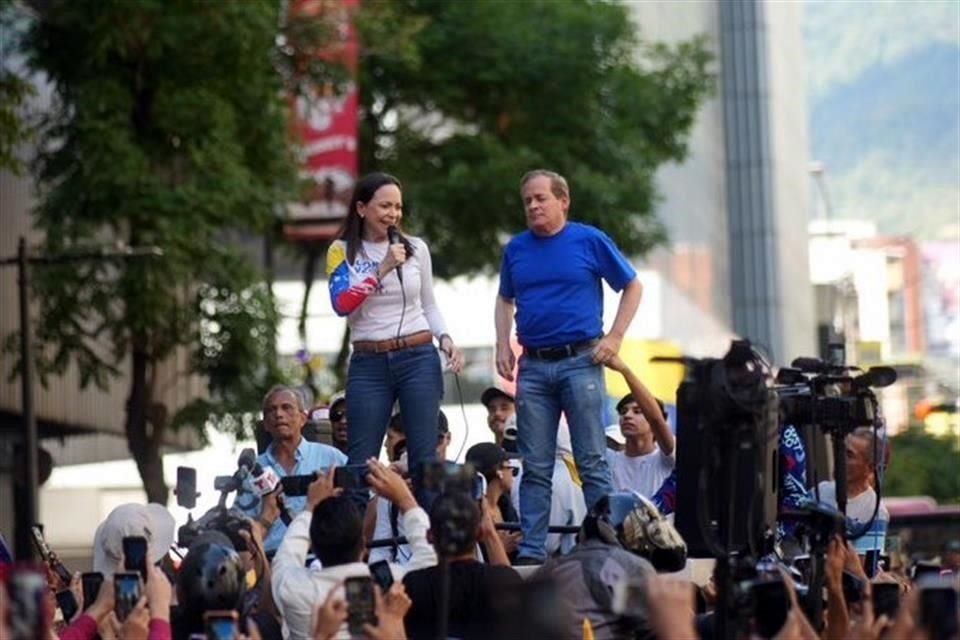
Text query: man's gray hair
850 427 881 467
262 384 307 412
520 169 570 200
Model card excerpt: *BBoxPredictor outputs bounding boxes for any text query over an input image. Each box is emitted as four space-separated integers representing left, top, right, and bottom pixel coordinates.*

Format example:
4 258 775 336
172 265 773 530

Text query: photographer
59 564 173 640
402 491 522 639
534 494 658 640
367 410 451 565
271 460 436 640
235 386 348 555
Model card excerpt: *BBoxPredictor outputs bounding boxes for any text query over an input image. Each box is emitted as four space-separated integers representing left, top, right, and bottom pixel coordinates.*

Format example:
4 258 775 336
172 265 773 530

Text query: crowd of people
2 168 957 639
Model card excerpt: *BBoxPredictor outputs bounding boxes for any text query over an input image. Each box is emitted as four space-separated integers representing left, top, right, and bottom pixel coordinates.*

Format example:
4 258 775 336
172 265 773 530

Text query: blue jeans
346 342 443 505
516 350 611 560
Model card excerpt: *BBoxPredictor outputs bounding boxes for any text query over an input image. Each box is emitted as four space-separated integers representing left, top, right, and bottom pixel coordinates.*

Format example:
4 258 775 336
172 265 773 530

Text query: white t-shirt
606 446 675 499
368 496 412 565
816 481 889 553
327 237 448 341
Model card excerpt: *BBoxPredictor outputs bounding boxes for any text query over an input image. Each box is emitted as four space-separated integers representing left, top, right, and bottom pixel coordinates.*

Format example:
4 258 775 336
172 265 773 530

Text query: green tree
12 0 304 503
356 0 714 278
0 0 35 173
883 427 960 503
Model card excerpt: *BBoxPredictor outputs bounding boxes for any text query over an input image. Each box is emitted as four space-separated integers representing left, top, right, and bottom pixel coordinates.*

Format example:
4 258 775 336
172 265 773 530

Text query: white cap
92 503 176 576
605 423 626 445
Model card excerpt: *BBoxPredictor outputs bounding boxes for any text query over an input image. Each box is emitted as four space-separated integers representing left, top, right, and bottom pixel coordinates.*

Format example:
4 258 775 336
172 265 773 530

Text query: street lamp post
0 237 162 560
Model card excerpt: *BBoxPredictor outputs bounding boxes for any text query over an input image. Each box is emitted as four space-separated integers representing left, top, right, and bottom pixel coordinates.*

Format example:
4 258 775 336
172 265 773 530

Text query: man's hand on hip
592 333 623 365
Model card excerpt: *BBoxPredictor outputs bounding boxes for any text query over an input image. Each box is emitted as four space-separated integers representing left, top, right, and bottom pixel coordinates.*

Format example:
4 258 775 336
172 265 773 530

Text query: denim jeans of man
346 342 443 508
516 350 612 560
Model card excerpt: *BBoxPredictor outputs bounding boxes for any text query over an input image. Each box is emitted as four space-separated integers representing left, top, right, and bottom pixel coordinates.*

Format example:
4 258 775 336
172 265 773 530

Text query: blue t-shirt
235 438 347 553
498 222 636 348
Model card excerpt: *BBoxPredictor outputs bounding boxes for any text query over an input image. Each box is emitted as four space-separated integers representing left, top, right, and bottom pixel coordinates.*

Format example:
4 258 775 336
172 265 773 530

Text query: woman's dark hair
339 172 415 264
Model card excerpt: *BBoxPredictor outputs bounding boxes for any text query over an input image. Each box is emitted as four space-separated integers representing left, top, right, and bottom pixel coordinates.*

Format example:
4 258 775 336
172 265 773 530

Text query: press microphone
250 462 293 526
386 225 403 283
236 448 257 479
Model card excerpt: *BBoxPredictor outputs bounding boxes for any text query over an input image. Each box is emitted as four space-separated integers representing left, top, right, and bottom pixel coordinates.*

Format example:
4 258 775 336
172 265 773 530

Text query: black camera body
177 507 252 552
418 461 482 499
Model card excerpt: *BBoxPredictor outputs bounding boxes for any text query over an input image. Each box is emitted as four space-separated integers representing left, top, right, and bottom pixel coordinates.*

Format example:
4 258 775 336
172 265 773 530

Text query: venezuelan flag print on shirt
326 240 380 316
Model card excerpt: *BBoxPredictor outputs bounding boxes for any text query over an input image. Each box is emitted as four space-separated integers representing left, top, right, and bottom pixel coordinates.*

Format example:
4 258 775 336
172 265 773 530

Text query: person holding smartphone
58 565 172 640
271 459 436 640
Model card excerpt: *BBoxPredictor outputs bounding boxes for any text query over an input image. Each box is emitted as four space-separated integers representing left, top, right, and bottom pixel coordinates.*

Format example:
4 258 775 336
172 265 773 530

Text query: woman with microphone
326 172 463 504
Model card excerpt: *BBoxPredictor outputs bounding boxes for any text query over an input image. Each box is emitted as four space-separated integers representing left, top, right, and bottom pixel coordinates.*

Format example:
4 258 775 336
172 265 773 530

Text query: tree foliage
355 0 715 278
14 0 302 502
883 427 960 503
0 0 35 173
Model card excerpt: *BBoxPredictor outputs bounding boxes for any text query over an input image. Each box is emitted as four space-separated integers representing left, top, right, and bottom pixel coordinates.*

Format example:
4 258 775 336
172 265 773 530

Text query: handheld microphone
237 448 257 473
250 462 293 526
386 225 403 283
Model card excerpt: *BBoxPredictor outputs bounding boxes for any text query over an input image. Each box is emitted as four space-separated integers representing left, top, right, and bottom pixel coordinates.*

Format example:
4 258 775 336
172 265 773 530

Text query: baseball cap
329 390 346 414
605 423 626 445
465 442 518 479
480 387 515 408
92 503 176 576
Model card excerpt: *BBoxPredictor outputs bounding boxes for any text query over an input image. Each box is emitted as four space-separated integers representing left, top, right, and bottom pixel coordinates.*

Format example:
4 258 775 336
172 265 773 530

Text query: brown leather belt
352 330 433 354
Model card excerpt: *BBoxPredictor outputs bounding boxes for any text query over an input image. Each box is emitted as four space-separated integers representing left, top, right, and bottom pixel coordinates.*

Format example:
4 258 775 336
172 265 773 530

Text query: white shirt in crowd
816 480 889 554
272 507 436 640
606 446 675 499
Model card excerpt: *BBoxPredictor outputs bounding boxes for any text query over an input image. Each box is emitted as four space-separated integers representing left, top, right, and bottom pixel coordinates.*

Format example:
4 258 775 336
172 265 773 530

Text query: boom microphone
387 225 404 283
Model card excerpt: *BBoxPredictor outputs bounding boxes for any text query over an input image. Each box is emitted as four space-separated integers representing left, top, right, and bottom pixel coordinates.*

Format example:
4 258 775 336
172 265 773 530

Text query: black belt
525 338 600 361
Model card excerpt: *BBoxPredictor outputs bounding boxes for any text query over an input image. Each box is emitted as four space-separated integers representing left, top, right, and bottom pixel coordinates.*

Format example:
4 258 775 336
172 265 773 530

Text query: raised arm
605 353 674 455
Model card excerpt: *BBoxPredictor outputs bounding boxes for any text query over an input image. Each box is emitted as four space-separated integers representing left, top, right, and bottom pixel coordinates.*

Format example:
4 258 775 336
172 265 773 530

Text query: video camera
775 345 896 434
174 450 260 552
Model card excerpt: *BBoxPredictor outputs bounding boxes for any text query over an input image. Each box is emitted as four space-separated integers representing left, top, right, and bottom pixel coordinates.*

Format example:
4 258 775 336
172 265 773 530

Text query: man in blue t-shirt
495 169 643 563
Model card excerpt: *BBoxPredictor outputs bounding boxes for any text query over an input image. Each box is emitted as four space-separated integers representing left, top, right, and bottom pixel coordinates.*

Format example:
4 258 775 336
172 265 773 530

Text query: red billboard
285 0 359 243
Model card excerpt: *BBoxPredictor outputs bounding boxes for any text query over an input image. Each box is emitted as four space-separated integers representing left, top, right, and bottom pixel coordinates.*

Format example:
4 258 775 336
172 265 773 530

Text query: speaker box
674 379 780 558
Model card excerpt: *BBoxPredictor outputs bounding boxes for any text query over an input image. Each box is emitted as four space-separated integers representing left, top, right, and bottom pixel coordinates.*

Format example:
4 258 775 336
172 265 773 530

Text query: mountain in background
804 1 960 239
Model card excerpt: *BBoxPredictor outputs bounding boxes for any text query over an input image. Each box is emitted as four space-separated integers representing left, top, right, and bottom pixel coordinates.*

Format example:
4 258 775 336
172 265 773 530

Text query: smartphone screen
81 572 104 611
344 576 377 635
841 570 865 605
871 582 900 619
203 610 240 640
369 560 394 593
280 474 316 497
920 584 958 639
56 590 79 622
8 567 49 640
334 465 370 490
114 572 141 622
122 536 149 582
176 466 198 509
752 578 791 638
